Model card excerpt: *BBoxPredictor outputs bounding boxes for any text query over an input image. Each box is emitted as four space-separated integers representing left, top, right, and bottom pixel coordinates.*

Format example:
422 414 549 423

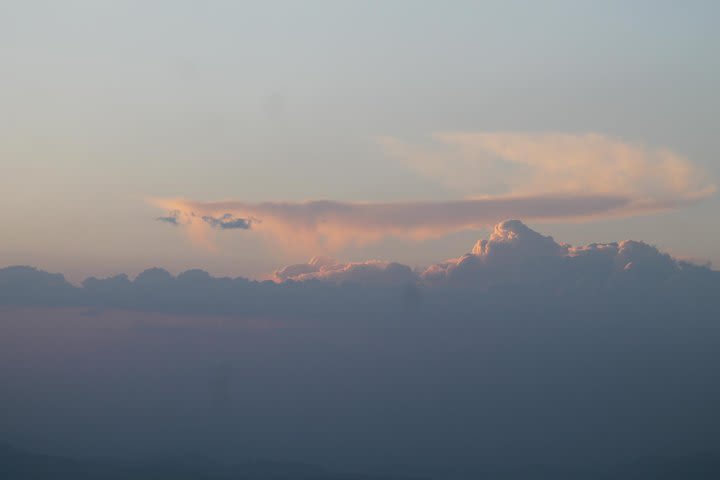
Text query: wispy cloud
380 132 715 209
152 194 628 251
153 132 714 252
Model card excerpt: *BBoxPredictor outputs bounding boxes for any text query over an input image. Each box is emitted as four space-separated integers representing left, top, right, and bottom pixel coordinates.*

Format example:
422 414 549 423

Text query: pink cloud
152 193 629 252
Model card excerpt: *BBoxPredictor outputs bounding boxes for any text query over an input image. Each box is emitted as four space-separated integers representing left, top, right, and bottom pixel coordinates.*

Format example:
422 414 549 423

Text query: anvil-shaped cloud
153 133 714 251
152 194 628 250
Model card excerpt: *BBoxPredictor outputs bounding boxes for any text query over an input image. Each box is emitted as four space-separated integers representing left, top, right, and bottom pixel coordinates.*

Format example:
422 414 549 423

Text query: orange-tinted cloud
153 133 714 252
151 194 629 252
380 132 715 208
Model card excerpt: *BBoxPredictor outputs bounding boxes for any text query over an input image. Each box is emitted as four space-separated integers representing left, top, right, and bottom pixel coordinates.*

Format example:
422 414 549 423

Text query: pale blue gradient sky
1 0 718 281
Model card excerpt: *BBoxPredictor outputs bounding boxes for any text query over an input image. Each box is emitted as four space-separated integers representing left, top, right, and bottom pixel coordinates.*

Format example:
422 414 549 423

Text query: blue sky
2 1 719 280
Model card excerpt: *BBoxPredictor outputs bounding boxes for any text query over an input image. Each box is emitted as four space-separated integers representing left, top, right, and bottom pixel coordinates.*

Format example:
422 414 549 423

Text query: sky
3 3 720 475
2 0 719 282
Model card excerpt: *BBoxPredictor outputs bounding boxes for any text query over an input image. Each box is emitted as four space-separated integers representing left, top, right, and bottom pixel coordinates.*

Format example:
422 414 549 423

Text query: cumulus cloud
2 220 718 317
273 256 418 286
419 219 697 292
273 255 340 281
471 219 567 258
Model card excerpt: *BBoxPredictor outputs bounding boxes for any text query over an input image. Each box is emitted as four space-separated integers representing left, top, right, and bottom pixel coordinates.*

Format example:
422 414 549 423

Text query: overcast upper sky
2 0 719 281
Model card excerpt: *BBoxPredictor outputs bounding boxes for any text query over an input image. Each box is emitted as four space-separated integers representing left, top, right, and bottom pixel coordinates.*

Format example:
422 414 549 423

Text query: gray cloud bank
2 221 720 476
1 220 718 318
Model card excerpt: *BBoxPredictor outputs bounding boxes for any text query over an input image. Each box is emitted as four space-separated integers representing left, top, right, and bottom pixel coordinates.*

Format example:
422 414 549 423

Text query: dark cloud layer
0 221 720 326
2 221 720 477
2 220 718 317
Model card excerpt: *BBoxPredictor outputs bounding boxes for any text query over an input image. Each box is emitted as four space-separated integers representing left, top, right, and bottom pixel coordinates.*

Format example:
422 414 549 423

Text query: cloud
2 223 720 474
152 193 629 251
471 219 567 258
157 210 251 230
273 255 339 281
155 210 181 225
380 132 715 211
2 220 718 317
420 219 688 289
154 208 253 249
153 133 713 251
201 214 252 230
273 256 418 286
